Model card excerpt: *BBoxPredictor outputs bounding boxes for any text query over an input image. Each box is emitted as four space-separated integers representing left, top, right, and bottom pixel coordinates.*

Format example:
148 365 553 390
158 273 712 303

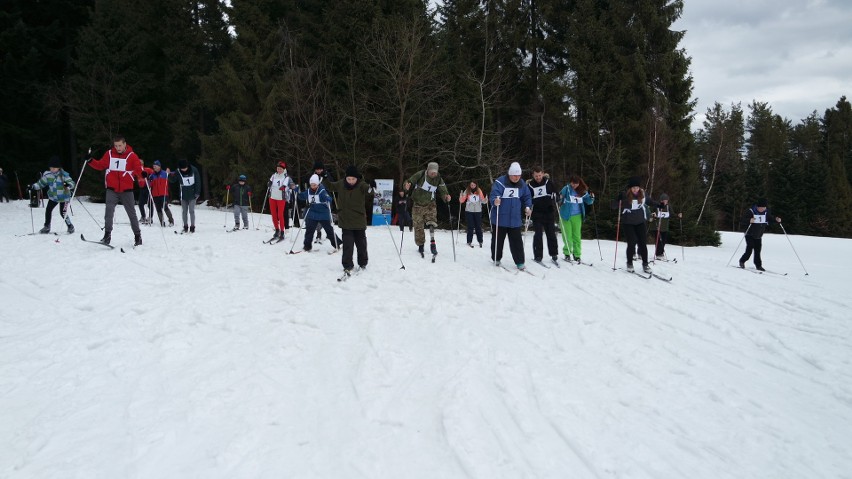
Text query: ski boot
643 263 652 274
39 225 50 234
626 262 634 272
190 225 196 233
100 232 112 245
134 234 143 246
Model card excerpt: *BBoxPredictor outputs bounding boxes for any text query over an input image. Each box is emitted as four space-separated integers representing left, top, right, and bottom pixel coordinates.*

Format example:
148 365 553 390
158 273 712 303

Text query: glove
524 207 531 216
86 158 94 164
226 185 231 190
622 208 631 215
279 186 287 191
248 191 252 197
369 179 377 189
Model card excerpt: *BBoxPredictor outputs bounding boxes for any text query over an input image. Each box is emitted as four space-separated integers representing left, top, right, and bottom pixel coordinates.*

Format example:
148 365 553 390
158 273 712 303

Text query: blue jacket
489 175 532 228
297 185 333 221
559 184 594 220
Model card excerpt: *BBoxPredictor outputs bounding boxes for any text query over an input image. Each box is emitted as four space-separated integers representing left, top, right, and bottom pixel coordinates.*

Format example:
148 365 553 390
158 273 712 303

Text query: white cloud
675 0 852 129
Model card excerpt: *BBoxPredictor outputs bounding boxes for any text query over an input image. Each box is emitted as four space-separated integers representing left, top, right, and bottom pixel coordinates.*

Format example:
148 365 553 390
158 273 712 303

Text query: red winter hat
277 161 286 169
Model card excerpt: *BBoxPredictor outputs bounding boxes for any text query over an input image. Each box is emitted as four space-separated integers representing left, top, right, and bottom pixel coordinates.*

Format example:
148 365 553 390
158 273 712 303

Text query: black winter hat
313 161 325 170
627 176 641 188
48 156 62 168
345 165 361 179
756 198 768 207
178 159 189 169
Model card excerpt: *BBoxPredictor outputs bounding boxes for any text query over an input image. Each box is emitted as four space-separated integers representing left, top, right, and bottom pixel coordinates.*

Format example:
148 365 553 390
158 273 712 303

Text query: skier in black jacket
738 198 782 271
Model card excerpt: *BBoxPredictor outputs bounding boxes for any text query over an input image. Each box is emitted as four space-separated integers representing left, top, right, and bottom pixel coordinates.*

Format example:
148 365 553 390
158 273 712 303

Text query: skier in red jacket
87 135 144 246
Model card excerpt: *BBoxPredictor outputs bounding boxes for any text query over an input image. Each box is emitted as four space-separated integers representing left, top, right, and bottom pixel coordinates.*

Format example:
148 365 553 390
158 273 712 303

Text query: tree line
2 0 850 241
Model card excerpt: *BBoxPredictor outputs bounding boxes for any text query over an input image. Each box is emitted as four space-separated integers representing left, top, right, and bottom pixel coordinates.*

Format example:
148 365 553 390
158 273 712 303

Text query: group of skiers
23 134 786 275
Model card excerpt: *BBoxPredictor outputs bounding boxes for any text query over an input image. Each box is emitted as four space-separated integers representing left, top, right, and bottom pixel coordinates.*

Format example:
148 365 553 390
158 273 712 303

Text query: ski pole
591 197 603 261
324 200 340 251
28 187 35 234
779 223 809 275
75 196 103 229
553 194 567 259
493 203 500 265
66 148 90 219
726 223 751 267
249 192 255 230
652 214 662 264
286 205 307 253
447 202 456 262
456 191 463 245
679 214 685 262
256 185 270 230
612 200 622 270
15 171 24 200
382 215 406 269
223 185 230 229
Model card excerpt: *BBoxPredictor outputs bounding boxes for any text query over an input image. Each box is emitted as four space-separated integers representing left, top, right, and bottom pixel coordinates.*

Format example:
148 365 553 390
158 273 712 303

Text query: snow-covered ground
1 199 850 479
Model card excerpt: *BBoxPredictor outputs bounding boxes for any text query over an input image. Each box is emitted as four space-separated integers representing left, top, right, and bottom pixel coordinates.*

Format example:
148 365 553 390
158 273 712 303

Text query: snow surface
1 199 851 479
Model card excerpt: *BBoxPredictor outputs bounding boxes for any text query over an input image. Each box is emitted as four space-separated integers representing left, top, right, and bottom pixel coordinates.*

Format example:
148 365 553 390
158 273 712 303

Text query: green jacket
406 170 449 206
325 179 372 230
32 169 74 202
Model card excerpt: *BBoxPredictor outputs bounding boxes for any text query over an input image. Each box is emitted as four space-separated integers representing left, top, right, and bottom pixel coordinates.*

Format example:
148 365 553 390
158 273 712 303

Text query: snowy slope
1 199 851 479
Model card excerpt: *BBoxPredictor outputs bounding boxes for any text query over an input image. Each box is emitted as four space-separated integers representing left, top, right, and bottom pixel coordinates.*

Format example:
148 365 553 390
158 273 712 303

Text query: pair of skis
337 266 365 282
620 267 673 282
80 233 135 253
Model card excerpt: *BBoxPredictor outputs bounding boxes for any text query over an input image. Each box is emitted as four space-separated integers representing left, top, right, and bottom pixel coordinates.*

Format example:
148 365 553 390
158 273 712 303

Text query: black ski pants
491 226 524 265
532 219 558 260
44 200 69 226
341 229 368 270
304 218 342 250
152 196 173 225
740 236 763 267
654 230 669 256
623 222 648 265
465 211 483 244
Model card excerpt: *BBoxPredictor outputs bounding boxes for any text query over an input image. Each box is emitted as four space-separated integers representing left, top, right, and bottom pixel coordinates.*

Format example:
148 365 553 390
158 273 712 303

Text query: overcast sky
674 0 852 130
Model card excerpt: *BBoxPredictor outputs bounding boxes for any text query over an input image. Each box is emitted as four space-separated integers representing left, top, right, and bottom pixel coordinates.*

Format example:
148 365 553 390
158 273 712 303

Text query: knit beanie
427 162 439 174
627 176 641 188
345 165 361 179
508 162 522 176
309 174 321 185
48 156 61 168
756 198 768 207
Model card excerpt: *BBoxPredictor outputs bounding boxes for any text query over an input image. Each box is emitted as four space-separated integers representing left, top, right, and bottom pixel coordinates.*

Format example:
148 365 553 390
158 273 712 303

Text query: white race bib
109 157 128 172
182 175 195 186
567 195 584 204
308 194 320 204
502 187 519 199
421 182 437 193
657 211 670 218
753 214 767 224
273 177 289 189
532 186 548 198
631 200 641 210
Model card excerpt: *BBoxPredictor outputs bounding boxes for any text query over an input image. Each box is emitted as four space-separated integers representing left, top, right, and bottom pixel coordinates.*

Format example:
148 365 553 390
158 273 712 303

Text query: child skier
148 161 173 227
30 156 75 234
649 193 681 260
230 174 253 230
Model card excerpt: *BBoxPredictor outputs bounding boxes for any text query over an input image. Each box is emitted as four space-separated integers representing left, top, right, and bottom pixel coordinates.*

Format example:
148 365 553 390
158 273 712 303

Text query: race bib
468 194 480 203
308 194 320 204
631 200 641 210
532 186 548 198
753 214 767 224
273 178 288 189
109 157 128 171
657 211 670 218
567 195 584 204
182 175 195 186
502 188 519 199
421 182 437 193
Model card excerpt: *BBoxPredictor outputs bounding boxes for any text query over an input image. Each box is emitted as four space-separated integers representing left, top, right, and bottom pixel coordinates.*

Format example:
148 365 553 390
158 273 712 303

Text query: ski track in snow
1 199 852 478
